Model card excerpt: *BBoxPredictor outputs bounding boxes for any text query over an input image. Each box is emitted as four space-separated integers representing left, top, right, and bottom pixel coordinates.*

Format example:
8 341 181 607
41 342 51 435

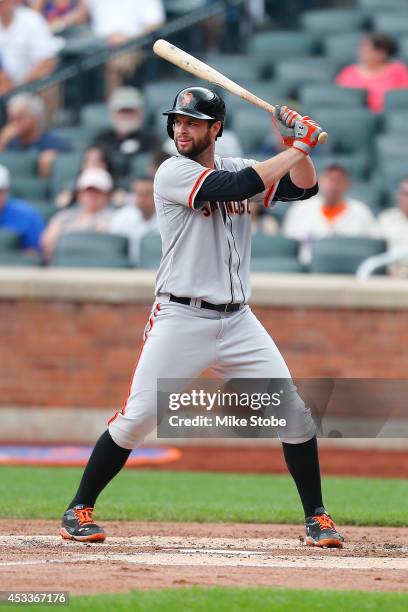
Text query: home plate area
1 523 407 594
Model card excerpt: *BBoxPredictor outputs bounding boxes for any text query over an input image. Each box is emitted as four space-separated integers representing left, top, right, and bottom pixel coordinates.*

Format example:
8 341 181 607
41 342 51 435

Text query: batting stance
61 87 344 548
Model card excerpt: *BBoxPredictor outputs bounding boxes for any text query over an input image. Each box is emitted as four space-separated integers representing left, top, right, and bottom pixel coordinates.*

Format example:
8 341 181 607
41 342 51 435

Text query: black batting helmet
163 87 226 139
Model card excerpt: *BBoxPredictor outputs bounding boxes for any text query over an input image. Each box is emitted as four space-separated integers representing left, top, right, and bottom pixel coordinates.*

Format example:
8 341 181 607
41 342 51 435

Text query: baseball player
60 87 344 548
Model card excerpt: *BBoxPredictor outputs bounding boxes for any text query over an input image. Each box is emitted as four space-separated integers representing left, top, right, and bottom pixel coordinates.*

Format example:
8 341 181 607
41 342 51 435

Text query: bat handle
318 132 328 145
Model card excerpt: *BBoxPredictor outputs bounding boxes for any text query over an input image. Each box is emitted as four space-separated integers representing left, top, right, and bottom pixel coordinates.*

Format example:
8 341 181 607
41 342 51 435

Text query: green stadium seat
50 153 83 198
384 110 408 134
384 89 408 112
300 85 366 110
51 232 130 268
231 108 274 153
0 151 37 177
375 134 408 160
80 103 110 131
310 237 386 275
139 232 162 269
251 257 305 273
301 9 367 34
347 181 382 214
248 30 316 59
321 32 362 66
31 200 58 222
312 152 370 181
312 108 376 153
377 157 408 188
274 58 338 88
10 177 49 201
371 12 408 36
0 228 20 250
399 37 408 62
54 126 96 151
0 251 42 266
251 234 299 258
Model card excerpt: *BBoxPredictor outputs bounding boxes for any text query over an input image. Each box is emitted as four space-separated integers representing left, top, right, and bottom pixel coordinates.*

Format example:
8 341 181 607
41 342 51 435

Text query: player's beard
175 131 212 159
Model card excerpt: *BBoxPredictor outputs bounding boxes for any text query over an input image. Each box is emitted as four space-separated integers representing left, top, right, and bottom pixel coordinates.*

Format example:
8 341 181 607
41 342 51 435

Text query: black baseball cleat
305 507 345 548
60 504 106 542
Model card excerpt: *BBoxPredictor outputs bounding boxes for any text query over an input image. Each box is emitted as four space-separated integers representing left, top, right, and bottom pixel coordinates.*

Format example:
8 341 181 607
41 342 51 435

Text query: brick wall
1 300 407 408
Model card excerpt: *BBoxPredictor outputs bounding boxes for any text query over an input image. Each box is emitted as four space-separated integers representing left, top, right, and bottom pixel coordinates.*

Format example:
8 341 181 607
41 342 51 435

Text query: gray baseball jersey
153 154 279 304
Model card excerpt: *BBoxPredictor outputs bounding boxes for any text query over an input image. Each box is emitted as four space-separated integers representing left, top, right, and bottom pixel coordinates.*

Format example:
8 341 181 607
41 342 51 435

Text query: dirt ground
1 521 407 595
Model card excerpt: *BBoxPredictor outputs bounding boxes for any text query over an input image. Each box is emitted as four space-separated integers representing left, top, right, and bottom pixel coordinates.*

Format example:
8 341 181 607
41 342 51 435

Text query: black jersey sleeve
195 166 265 202
273 173 318 202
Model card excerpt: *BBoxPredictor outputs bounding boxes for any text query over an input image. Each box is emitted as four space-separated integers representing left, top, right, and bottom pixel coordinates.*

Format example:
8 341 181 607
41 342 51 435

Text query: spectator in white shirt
0 0 61 89
283 164 376 264
375 177 408 278
110 176 158 266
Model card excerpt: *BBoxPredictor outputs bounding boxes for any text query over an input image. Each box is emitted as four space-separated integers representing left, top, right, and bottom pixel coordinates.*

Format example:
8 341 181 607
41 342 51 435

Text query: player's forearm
252 148 307 188
289 154 317 189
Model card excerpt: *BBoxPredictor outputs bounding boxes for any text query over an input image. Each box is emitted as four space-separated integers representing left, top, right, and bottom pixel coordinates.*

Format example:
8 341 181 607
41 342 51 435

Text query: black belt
170 294 242 313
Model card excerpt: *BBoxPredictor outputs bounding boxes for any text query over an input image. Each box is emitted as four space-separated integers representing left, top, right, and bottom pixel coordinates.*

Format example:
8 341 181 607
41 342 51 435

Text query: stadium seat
321 32 362 67
51 232 130 268
358 0 408 12
231 108 275 153
384 110 408 134
223 81 292 114
0 228 20 250
312 152 370 181
300 85 366 110
310 237 386 275
251 234 299 258
251 257 305 273
0 251 42 266
311 108 376 154
384 89 408 112
247 30 317 60
274 58 339 89
371 12 408 36
375 134 408 161
54 126 96 151
80 103 110 132
347 181 382 214
31 201 58 222
129 153 153 179
301 9 367 34
10 177 49 201
139 233 162 269
50 153 83 198
0 151 37 177
399 37 408 62
202 53 264 82
377 157 408 188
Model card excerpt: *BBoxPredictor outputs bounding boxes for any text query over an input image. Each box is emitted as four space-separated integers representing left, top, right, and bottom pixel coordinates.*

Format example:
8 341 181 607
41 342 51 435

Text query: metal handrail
356 247 408 279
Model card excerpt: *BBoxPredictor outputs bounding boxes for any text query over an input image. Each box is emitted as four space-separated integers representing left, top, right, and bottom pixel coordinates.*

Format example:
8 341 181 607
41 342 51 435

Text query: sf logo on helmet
181 92 194 107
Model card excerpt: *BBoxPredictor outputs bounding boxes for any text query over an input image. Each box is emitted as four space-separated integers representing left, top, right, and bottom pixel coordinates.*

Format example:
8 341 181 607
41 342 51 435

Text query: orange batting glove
292 116 322 155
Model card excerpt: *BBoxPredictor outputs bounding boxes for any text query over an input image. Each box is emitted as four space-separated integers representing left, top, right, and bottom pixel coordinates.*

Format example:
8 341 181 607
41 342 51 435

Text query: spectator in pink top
336 33 408 113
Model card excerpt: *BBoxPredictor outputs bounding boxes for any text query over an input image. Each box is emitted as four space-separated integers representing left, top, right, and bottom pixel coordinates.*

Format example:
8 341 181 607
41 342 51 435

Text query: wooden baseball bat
153 39 328 144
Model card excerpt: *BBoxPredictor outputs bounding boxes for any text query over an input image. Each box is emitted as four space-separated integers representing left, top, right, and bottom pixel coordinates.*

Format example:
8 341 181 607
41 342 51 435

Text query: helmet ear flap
167 116 175 139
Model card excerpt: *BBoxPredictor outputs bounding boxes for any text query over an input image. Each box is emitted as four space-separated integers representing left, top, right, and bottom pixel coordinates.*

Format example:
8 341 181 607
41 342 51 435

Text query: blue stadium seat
274 58 339 89
312 152 371 181
231 108 274 153
0 228 20 251
248 30 317 60
321 32 362 67
371 12 408 36
223 81 292 114
202 53 264 82
251 257 305 273
10 177 49 201
300 85 366 110
251 234 299 258
51 232 130 268
384 110 408 134
0 151 37 177
384 89 408 112
301 9 367 34
312 108 377 154
310 237 386 275
139 232 162 269
80 103 110 132
50 153 83 198
347 181 382 214
0 252 42 266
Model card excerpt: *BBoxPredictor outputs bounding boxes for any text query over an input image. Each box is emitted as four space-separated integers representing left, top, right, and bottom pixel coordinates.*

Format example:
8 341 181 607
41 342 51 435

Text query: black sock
68 430 131 509
281 436 324 519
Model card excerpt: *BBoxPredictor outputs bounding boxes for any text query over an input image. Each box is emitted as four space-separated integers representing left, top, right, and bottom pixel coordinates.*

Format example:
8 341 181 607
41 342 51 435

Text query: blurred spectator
251 203 279 235
0 0 61 91
0 54 12 94
93 87 160 177
0 94 70 177
41 167 114 260
336 33 408 113
55 145 125 209
0 164 44 251
375 177 408 278
28 0 82 33
110 176 158 266
283 164 376 264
